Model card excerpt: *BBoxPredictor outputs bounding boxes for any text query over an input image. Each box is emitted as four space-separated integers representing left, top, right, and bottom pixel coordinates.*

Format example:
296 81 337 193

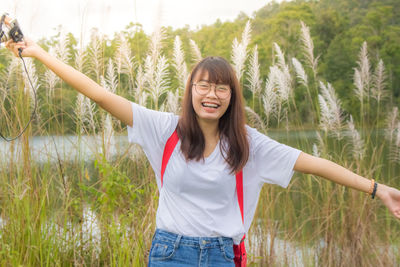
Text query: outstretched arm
6 38 133 127
293 152 400 219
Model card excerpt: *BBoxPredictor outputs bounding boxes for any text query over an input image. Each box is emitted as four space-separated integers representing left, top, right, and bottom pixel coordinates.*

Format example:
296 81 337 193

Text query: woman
6 38 400 266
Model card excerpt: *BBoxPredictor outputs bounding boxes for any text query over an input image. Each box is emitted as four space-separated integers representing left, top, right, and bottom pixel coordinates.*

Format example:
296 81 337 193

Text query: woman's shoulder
245 125 271 141
245 125 285 153
129 102 180 142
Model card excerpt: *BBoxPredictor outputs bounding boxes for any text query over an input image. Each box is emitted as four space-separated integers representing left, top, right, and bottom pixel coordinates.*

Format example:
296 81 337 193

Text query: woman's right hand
5 37 43 58
377 184 400 219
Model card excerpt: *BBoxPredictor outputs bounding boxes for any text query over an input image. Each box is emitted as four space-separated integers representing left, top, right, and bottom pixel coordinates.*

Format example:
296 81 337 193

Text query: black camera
0 13 24 44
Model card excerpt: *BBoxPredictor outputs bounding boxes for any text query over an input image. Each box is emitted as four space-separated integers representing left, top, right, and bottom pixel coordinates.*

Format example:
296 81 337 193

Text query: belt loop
218 237 225 252
174 234 182 250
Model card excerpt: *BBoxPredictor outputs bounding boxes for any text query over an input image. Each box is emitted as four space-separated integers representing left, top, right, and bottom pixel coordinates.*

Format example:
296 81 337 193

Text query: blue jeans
148 229 235 266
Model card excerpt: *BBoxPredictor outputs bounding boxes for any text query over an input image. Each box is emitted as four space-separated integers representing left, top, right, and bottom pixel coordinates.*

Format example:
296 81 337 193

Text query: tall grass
0 20 399 266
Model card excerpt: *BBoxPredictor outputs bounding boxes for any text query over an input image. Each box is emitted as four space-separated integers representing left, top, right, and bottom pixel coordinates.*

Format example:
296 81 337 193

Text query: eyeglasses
192 82 231 99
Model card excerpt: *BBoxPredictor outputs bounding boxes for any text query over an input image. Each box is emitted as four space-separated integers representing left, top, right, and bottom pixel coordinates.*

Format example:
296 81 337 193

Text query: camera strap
0 50 38 142
0 14 6 41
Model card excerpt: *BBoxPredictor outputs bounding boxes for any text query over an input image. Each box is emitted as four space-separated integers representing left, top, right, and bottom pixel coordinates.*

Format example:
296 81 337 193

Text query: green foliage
90 155 142 215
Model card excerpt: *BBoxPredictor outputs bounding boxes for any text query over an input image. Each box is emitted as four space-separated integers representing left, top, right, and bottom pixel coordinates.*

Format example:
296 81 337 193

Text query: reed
231 20 251 82
189 39 202 63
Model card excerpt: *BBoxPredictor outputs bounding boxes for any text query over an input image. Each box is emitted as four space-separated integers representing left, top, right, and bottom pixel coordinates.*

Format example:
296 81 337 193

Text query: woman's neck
197 118 219 141
197 118 220 157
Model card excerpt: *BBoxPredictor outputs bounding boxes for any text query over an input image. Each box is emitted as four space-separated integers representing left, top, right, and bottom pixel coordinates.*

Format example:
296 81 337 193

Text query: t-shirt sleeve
248 126 301 188
127 102 179 176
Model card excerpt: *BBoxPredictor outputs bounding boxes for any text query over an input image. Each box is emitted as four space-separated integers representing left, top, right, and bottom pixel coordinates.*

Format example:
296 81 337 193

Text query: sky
3 0 270 43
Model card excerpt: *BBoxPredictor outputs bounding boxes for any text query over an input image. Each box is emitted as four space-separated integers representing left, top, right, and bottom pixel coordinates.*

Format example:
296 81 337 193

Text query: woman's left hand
378 184 400 219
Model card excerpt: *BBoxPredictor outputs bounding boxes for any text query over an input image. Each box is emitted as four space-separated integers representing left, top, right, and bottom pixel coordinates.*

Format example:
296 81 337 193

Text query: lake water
0 135 128 165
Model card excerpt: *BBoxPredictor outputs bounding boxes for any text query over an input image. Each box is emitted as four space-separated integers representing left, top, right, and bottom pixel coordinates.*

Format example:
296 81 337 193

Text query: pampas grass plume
292 57 308 87
173 36 188 92
347 115 364 160
231 20 251 81
248 45 262 96
300 21 318 76
189 39 202 63
372 59 387 102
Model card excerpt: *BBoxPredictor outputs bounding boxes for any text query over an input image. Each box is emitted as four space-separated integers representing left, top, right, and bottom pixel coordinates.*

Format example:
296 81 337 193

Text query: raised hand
5 37 43 58
378 184 400 219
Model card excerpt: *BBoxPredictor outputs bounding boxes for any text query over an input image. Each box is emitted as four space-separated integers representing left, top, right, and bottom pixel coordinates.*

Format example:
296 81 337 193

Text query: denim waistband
154 229 234 249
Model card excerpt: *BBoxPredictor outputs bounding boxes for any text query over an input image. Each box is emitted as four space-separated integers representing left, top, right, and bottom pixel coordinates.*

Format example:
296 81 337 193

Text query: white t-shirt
127 102 301 244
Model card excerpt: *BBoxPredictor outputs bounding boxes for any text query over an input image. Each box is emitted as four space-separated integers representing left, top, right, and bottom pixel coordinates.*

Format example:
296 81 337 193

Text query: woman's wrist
376 183 388 200
33 45 46 60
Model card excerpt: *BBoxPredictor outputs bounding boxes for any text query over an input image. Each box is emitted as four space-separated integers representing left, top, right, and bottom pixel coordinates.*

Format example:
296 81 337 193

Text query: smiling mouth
202 102 220 109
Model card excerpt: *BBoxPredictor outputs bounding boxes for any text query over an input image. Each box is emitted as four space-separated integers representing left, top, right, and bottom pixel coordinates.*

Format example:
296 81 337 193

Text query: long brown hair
177 56 249 173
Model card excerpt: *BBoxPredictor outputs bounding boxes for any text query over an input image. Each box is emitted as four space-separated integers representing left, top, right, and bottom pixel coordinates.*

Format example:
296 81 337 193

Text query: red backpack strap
161 129 179 187
235 170 244 222
234 170 247 267
235 169 246 239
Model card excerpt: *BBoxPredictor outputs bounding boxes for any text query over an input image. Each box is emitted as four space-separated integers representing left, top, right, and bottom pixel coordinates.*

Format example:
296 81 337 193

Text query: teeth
202 103 219 108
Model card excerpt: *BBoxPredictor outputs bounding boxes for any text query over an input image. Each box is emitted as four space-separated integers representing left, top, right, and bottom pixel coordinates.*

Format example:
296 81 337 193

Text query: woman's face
191 71 231 124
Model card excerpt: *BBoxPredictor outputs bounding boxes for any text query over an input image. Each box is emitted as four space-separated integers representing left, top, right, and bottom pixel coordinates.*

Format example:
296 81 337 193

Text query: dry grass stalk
262 67 278 124
245 106 266 131
116 33 136 87
172 36 188 94
292 57 308 87
386 107 400 162
318 81 343 137
353 42 371 105
347 115 364 160
189 39 202 63
88 29 104 82
312 143 320 157
165 90 180 114
272 43 292 101
144 54 169 110
358 42 371 92
371 59 388 103
394 122 400 162
134 65 146 102
105 59 118 94
231 20 251 81
149 27 165 65
54 30 71 63
21 57 39 110
103 114 115 162
75 93 86 134
74 47 87 72
84 96 97 133
44 49 60 100
300 21 319 77
247 45 262 96
386 107 398 143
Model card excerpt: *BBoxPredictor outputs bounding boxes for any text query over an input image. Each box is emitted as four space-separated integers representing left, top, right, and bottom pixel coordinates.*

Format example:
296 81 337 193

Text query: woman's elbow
293 152 321 175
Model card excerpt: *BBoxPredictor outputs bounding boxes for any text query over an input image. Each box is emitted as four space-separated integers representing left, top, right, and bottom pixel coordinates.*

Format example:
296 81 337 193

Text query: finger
13 43 25 52
395 212 400 219
5 40 13 49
